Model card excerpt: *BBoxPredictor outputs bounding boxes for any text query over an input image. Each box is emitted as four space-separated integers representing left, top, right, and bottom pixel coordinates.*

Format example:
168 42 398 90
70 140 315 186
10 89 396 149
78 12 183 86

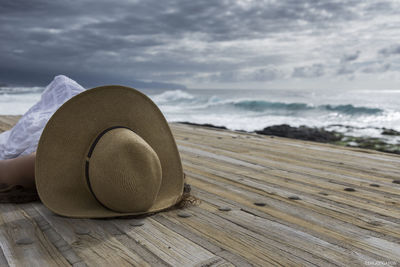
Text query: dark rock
382 128 400 136
392 180 400 184
334 136 400 155
254 202 266 206
218 207 232 211
255 124 342 143
179 121 400 155
288 196 301 200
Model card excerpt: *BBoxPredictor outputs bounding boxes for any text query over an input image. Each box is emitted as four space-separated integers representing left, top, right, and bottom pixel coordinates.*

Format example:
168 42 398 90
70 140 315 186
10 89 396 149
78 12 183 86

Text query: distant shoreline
1 116 398 155
179 121 400 155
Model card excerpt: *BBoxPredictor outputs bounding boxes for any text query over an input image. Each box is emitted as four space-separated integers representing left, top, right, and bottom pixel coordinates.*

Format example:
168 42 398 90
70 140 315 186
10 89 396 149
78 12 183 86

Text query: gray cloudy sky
1 0 400 89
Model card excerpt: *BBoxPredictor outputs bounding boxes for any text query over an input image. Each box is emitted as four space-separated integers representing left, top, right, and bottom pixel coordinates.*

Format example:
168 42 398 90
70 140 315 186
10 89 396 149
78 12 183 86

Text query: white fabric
0 75 86 160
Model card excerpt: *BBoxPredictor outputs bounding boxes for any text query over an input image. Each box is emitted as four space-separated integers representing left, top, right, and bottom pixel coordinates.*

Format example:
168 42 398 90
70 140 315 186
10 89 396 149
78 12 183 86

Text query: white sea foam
1 87 400 143
0 93 41 115
0 86 44 95
148 88 400 144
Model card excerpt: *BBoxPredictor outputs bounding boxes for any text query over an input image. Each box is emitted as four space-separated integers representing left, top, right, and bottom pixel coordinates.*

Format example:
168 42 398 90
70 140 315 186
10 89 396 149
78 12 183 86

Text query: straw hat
35 85 184 218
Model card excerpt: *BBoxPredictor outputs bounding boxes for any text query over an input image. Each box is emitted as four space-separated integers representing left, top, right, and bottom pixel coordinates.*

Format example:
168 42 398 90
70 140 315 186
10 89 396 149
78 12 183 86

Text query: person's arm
0 152 36 189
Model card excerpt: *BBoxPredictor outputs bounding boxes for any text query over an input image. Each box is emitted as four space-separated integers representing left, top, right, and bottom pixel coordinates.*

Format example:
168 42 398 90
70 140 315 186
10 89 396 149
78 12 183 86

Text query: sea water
1 86 400 143
149 88 400 144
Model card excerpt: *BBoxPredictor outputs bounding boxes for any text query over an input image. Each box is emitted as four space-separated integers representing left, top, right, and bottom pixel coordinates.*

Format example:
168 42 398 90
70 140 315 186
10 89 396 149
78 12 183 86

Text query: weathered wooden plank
178 145 265 170
182 155 400 224
33 204 149 266
178 141 400 221
171 123 400 175
152 214 252 267
1 118 399 266
181 148 400 210
112 216 230 266
185 174 400 262
202 204 375 266
0 203 70 267
154 209 295 266
175 141 400 194
94 219 170 267
159 208 339 266
22 203 85 266
191 187 395 266
177 136 400 187
0 246 10 267
0 115 21 132
180 142 398 237
187 164 400 242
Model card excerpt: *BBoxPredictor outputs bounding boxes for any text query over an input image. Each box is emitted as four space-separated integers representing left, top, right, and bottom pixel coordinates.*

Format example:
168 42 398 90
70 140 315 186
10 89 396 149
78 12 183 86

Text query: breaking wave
151 90 383 116
231 100 383 115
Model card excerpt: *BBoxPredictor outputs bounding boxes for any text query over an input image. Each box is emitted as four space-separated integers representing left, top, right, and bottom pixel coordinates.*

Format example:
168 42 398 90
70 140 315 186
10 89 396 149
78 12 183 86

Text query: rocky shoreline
179 122 400 155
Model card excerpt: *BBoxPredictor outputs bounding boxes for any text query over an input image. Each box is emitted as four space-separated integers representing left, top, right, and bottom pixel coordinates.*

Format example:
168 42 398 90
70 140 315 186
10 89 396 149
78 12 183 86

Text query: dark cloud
336 66 355 76
207 66 284 83
0 0 398 88
379 45 400 56
292 64 324 78
252 67 284 81
361 63 391 73
341 51 360 63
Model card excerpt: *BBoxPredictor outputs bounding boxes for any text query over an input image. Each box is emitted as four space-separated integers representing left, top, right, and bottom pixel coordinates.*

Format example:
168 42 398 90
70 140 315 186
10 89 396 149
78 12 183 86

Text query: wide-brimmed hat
35 85 184 218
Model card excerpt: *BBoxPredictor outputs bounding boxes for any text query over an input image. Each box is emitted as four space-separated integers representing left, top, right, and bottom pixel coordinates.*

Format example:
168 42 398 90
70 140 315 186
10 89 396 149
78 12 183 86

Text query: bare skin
0 152 36 189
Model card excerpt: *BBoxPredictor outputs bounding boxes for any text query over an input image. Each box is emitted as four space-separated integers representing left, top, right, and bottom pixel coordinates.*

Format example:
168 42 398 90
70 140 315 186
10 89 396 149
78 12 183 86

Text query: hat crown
87 128 162 213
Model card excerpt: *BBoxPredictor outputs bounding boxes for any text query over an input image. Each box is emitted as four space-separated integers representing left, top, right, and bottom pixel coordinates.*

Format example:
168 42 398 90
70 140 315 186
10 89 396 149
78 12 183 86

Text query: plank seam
23 204 86 266
153 214 253 267
0 245 10 267
108 221 172 267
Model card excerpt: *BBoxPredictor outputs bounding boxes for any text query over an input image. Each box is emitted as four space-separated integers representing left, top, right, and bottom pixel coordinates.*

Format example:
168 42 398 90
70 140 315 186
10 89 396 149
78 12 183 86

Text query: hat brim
35 86 184 218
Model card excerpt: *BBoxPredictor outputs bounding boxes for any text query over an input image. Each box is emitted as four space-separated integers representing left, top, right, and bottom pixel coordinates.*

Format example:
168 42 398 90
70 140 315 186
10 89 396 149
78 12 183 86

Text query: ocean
1 86 400 144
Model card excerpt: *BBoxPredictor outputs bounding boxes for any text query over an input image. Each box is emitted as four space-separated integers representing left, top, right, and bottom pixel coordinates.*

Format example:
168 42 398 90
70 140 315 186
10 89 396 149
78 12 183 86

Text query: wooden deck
0 116 399 266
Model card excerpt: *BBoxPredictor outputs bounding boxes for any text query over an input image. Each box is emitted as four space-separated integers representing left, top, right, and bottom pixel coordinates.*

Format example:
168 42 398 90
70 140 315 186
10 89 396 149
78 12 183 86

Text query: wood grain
0 117 399 266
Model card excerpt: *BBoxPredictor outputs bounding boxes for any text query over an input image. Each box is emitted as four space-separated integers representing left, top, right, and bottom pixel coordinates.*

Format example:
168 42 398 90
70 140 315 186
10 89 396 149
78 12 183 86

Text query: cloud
336 66 355 76
251 67 285 81
361 63 391 73
292 64 325 78
0 0 399 89
379 44 400 56
208 66 285 83
341 51 360 63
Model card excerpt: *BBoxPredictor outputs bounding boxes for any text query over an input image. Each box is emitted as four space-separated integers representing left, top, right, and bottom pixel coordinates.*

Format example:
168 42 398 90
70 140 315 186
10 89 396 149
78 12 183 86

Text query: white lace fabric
0 75 86 160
